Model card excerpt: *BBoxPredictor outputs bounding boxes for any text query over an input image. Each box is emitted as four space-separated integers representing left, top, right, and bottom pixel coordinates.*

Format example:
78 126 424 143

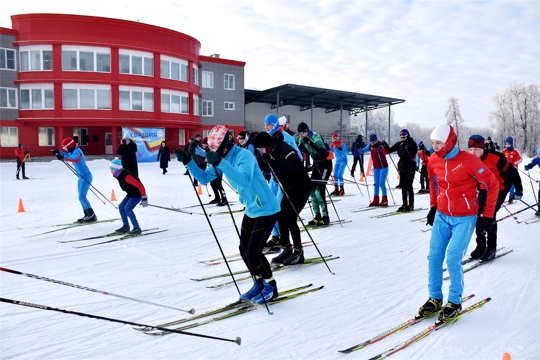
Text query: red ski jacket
501 148 522 168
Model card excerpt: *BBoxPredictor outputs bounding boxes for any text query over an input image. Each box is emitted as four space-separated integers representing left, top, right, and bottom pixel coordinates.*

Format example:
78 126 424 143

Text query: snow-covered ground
1 155 539 360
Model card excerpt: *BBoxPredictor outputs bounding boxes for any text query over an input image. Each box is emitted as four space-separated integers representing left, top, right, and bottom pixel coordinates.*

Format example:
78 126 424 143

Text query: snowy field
1 155 539 360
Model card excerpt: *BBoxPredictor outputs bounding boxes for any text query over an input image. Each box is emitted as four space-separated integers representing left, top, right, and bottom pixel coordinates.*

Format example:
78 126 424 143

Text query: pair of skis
69 229 168 249
20 219 120 238
351 205 398 213
443 249 513 280
370 208 427 218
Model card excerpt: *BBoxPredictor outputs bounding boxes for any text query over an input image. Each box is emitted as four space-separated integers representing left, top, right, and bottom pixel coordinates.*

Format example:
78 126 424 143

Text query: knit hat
468 135 485 149
332 133 339 141
254 132 273 148
369 133 378 143
399 129 409 138
208 124 234 157
417 141 424 150
61 138 77 151
487 136 492 141
505 136 513 146
109 157 123 171
264 114 278 125
202 137 208 145
537 147 540 155
430 124 457 159
297 122 309 133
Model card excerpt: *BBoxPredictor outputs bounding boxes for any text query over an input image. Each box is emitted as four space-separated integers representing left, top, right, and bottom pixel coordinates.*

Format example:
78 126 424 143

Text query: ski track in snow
1 156 539 360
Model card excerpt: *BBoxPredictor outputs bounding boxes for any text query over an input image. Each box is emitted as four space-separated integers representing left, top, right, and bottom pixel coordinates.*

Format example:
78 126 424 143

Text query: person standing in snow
383 129 417 212
254 131 312 266
109 158 148 235
295 122 333 226
51 138 97 223
467 135 523 261
330 133 348 196
15 144 30 179
523 147 540 217
188 133 206 187
361 134 390 207
157 141 170 175
350 134 366 177
116 137 139 177
420 124 499 323
174 124 281 304
416 141 431 194
501 136 523 203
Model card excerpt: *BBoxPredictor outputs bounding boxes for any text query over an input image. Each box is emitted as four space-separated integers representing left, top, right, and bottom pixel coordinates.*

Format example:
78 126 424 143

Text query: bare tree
445 97 465 147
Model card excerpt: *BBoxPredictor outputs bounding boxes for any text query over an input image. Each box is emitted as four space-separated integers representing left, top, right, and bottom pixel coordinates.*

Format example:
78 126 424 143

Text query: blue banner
121 127 165 163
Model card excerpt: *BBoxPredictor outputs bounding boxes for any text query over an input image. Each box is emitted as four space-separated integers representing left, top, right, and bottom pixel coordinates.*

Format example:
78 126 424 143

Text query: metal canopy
245 83 405 114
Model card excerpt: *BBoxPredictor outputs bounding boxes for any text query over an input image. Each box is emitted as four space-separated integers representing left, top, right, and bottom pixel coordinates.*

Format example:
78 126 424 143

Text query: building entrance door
105 132 113 154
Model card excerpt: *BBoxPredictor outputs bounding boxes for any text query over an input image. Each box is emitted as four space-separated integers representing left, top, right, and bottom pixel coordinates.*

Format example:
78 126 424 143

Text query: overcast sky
2 0 538 128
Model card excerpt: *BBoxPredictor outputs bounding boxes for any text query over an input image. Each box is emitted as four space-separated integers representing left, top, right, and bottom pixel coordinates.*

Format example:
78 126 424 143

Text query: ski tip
235 336 242 345
188 308 195 314
486 297 492 302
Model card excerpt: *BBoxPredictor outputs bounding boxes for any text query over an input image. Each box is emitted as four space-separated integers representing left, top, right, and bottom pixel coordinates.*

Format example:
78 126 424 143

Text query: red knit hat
62 138 76 151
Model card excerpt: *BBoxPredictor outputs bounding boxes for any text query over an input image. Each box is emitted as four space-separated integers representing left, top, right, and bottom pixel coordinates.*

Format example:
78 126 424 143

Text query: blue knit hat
369 133 378 143
537 147 540 155
399 129 409 137
505 136 513 146
297 122 309 133
109 157 123 171
264 114 278 125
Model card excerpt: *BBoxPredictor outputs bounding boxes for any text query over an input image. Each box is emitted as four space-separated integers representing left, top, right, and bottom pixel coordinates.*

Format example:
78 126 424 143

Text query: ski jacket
331 140 349 164
386 136 417 173
189 140 207 170
361 142 388 169
187 145 280 218
15 147 26 162
524 157 540 171
479 150 523 192
484 142 499 151
157 146 170 169
428 147 499 218
294 131 330 162
59 147 91 177
114 169 146 198
351 136 366 158
417 149 430 167
117 141 139 176
501 148 522 168
238 135 256 155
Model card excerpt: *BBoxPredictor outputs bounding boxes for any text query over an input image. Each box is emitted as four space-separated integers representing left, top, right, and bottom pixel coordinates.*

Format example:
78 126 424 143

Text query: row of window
1 46 235 90
0 85 237 115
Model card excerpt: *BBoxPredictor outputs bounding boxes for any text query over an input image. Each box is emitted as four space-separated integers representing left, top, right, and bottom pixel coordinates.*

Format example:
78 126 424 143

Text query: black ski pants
278 188 311 248
475 189 507 250
399 171 415 207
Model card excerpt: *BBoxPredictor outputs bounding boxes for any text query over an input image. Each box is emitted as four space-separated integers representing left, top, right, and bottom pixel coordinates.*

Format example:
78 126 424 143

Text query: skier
109 157 148 235
416 141 431 194
361 134 389 207
350 134 366 177
420 124 498 323
201 137 225 206
254 131 312 265
157 141 170 175
15 144 30 179
523 147 540 217
51 138 97 223
237 131 255 155
330 133 348 196
295 122 333 225
174 124 281 304
484 137 499 151
467 135 523 261
501 136 523 203
117 137 139 177
383 129 417 212
188 133 207 187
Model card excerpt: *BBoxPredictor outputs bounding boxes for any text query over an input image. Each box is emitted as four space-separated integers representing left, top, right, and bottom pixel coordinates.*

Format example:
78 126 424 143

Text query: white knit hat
431 124 451 142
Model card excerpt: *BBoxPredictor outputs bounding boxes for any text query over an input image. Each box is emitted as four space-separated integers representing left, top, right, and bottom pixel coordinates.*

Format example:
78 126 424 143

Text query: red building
0 14 246 158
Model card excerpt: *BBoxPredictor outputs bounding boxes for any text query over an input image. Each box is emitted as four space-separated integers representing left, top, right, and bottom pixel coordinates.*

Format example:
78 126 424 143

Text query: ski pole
266 163 335 274
358 154 371 199
0 298 240 345
148 204 197 216
525 170 539 205
344 162 364 196
62 162 105 205
518 168 539 183
386 176 396 205
518 199 539 215
500 203 519 224
0 267 195 314
497 201 539 222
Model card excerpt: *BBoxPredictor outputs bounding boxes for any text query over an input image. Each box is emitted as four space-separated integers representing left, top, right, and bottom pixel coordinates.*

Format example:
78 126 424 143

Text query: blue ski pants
333 162 347 187
77 171 92 210
119 196 142 228
373 167 389 197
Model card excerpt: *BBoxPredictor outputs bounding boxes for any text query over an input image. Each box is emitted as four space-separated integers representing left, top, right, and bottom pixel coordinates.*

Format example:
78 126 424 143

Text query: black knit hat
297 122 309 133
253 132 273 148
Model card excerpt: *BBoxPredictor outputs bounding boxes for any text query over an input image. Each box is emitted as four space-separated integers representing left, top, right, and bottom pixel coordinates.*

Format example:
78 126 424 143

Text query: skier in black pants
383 129 418 212
350 134 366 177
254 131 312 266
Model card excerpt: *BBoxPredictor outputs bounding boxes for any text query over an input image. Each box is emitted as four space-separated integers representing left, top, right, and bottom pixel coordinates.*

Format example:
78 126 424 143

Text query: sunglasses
400 136 407 139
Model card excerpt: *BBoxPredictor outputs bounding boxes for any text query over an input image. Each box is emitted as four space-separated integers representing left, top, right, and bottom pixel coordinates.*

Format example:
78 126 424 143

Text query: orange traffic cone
197 183 203 195
359 173 365 182
110 189 117 201
17 198 25 212
502 353 512 360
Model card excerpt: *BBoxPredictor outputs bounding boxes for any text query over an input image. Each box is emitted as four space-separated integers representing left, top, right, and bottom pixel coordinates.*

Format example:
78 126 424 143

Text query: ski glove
476 216 494 233
426 206 437 226
205 151 222 166
302 137 311 145
257 152 274 164
337 147 342 151
51 149 64 160
514 191 523 201
140 196 148 208
175 150 191 165
524 165 532 171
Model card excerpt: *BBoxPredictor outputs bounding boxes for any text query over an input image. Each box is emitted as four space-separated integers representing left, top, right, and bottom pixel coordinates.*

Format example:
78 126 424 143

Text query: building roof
245 83 405 114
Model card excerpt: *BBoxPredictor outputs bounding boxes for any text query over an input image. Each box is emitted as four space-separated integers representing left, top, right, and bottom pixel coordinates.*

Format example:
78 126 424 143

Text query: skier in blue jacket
524 147 540 216
330 133 349 196
175 124 281 304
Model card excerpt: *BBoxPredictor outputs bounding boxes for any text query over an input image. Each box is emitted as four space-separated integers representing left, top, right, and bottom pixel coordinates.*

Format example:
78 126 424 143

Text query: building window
202 100 213 117
1 127 18 146
0 87 17 108
19 45 52 71
38 127 55 146
73 128 88 146
161 89 188 114
178 129 186 146
193 95 200 116
62 84 111 109
224 101 235 110
119 49 153 76
193 66 199 86
224 74 235 90
202 71 213 88
20 84 54 110
202 129 211 139
0 48 16 70
160 55 188 82
119 86 154 111
62 46 111 72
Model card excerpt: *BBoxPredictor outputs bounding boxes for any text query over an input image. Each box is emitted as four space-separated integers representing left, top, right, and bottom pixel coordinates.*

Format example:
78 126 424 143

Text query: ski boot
338 187 345 196
379 196 389 207
239 278 263 302
251 279 278 304
369 196 380 207
307 214 321 226
271 244 293 266
115 224 130 234
283 246 304 265
330 186 339 196
438 302 462 323
418 298 443 318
